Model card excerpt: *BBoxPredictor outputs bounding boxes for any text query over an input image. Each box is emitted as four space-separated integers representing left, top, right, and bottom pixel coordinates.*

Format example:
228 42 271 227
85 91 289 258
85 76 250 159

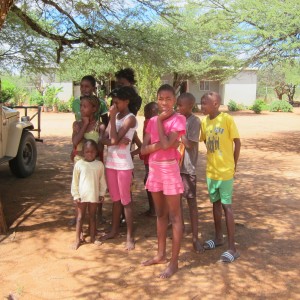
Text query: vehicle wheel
9 131 37 178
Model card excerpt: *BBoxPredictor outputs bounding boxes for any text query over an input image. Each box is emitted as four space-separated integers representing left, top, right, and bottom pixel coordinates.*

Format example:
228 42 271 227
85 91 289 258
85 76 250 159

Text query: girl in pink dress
141 84 186 278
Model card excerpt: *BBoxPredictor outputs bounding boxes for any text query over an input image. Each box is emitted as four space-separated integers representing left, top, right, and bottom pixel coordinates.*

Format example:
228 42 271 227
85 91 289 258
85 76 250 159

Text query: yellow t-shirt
200 112 239 180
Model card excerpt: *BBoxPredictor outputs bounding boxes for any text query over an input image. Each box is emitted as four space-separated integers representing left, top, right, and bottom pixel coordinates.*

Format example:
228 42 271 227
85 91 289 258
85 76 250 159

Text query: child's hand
158 110 174 121
109 104 118 118
119 137 131 145
81 116 89 126
99 196 104 203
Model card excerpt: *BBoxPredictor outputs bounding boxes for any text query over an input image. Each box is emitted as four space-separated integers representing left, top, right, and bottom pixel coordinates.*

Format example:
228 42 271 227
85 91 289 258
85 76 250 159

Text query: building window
200 81 210 91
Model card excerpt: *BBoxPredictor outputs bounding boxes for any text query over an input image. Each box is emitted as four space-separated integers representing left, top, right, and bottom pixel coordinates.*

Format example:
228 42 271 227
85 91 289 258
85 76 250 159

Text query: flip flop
220 250 240 263
203 239 223 250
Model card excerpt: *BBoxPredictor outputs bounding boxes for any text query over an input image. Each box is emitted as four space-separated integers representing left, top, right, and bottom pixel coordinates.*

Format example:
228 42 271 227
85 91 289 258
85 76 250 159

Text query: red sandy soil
0 108 300 299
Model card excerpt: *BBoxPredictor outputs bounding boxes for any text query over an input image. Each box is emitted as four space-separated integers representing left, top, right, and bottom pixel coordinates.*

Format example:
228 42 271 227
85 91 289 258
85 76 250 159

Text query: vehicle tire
9 131 37 178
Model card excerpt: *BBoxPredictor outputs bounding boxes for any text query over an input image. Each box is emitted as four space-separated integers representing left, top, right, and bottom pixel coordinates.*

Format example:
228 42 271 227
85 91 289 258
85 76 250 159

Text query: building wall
188 80 221 104
186 70 257 106
49 82 74 102
222 70 257 106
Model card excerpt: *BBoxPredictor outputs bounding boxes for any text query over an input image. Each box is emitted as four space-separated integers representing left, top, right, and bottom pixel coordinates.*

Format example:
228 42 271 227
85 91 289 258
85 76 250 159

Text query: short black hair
177 92 196 105
83 139 98 151
115 68 135 84
144 101 158 113
201 91 221 104
157 84 176 97
81 75 96 87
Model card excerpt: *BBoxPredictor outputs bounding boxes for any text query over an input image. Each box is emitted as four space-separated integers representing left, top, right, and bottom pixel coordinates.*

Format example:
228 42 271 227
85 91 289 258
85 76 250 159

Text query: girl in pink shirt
141 84 186 278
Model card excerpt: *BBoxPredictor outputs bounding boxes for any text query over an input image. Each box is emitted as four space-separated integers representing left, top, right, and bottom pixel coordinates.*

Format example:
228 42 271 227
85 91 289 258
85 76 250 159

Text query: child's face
116 77 131 88
177 98 193 117
201 97 217 116
144 105 158 119
83 144 97 162
80 80 96 96
157 91 176 113
114 98 129 112
80 99 96 118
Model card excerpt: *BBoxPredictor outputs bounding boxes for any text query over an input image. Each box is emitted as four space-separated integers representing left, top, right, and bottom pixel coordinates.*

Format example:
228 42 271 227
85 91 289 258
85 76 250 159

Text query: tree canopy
1 0 300 88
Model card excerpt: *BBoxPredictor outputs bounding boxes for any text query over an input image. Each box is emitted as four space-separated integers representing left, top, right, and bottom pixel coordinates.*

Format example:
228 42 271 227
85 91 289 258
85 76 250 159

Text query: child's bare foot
142 255 167 266
71 240 81 250
159 262 178 279
193 239 205 253
125 239 135 251
100 231 118 241
93 240 103 246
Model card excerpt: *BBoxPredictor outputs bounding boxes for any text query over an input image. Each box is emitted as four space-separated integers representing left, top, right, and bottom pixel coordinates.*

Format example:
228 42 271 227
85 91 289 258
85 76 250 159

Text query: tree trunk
0 0 14 29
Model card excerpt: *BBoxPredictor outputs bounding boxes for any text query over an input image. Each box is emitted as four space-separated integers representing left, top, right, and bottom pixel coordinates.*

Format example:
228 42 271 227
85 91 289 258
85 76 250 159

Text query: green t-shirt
72 97 108 121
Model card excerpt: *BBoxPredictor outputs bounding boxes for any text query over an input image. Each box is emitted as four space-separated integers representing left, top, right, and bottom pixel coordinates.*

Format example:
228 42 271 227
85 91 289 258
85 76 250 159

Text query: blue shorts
206 178 234 205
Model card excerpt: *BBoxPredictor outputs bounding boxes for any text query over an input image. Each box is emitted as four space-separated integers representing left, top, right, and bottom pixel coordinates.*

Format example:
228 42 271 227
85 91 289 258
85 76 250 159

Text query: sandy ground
0 108 300 299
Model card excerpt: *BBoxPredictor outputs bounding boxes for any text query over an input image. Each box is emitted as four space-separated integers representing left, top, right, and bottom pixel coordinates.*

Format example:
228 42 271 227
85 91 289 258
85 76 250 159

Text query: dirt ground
0 108 300 300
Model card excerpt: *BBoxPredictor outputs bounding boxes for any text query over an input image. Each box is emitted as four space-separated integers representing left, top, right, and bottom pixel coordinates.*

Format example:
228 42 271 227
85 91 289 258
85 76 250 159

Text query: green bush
57 100 70 112
0 79 15 103
30 90 44 106
269 100 293 112
228 100 240 111
250 99 269 114
68 96 75 111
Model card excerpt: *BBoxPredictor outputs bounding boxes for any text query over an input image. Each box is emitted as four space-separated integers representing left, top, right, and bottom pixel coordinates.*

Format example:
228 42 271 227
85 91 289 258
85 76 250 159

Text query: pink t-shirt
146 113 186 162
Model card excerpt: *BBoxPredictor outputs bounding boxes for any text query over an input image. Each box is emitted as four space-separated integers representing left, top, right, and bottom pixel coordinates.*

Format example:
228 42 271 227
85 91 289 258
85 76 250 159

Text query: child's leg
88 203 98 243
123 202 134 250
213 200 224 244
97 203 105 224
187 197 204 252
222 204 237 253
142 191 168 266
159 194 182 278
101 201 122 240
144 166 155 216
72 202 87 250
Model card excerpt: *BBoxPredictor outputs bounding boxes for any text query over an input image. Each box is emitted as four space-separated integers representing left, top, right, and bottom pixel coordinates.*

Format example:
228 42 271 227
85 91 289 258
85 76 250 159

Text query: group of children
70 70 241 278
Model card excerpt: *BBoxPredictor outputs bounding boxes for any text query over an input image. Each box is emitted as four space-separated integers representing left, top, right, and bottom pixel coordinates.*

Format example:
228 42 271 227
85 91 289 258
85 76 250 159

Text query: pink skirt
146 160 184 195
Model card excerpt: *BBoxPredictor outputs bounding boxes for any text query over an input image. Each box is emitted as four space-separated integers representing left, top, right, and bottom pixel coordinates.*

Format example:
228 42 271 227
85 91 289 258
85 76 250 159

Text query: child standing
200 91 241 263
72 75 109 126
71 95 105 228
177 93 204 253
141 84 186 279
140 102 158 216
101 86 139 251
71 140 107 250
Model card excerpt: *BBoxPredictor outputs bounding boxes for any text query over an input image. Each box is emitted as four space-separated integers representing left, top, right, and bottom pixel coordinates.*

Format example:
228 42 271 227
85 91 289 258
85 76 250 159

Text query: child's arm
233 138 241 172
71 164 81 202
181 135 197 149
141 133 161 155
72 118 89 147
98 162 107 203
130 131 142 157
157 113 180 150
109 105 136 145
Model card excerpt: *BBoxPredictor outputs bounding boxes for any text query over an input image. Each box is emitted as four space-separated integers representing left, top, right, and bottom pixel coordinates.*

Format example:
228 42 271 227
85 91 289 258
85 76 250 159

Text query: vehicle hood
2 106 19 119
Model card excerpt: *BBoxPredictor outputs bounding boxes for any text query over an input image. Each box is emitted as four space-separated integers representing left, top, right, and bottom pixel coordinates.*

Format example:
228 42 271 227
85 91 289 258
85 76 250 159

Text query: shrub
30 90 44 106
269 100 293 112
0 79 15 103
228 100 240 111
57 100 70 112
250 99 268 114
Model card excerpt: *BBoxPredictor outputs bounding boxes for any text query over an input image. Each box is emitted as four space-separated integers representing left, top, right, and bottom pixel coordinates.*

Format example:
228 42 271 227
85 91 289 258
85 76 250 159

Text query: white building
162 69 257 106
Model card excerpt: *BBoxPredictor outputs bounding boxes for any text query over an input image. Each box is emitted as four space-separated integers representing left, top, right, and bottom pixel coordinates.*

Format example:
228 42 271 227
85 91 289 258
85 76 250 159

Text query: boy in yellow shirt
200 92 241 263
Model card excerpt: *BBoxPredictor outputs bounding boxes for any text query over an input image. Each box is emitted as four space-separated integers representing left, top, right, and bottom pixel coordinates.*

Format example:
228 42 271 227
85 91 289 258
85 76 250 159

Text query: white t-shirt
105 113 138 170
71 159 107 202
